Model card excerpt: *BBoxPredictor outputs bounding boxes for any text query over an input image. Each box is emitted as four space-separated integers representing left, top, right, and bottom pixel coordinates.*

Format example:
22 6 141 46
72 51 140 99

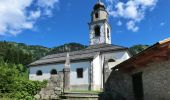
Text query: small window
108 59 116 68
108 59 115 62
107 28 110 38
36 70 42 76
94 26 100 37
50 69 57 75
95 13 99 18
76 68 83 78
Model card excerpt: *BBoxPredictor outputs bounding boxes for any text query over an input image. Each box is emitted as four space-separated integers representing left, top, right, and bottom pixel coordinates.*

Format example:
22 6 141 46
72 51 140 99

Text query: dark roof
29 44 128 67
93 2 106 10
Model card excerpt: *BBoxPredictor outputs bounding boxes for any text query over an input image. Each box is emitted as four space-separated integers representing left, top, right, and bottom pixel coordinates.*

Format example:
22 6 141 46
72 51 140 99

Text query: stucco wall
104 23 111 44
91 51 131 91
29 61 91 90
93 10 107 22
29 64 63 81
92 54 102 91
70 61 90 85
89 22 111 45
102 51 130 69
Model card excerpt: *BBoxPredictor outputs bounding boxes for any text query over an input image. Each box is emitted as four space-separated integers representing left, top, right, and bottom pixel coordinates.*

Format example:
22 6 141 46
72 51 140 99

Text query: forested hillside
129 45 149 55
48 43 87 55
0 41 87 65
0 41 50 65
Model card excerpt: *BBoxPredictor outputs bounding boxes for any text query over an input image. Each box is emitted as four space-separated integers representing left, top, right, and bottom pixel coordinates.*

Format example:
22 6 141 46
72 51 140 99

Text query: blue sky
0 0 169 48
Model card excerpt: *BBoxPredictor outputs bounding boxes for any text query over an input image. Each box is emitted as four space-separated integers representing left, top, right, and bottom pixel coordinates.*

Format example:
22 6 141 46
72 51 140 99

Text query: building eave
112 38 170 72
28 57 94 67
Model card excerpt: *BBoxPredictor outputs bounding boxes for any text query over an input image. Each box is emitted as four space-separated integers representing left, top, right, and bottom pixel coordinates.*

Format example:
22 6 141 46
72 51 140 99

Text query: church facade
28 1 131 91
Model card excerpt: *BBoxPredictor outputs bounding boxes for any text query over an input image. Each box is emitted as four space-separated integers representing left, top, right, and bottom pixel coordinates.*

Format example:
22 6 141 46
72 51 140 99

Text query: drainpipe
102 56 105 91
89 60 93 91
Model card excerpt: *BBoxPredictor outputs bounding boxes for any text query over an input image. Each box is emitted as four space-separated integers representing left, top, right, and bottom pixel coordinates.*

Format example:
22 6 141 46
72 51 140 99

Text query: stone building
28 1 131 91
104 38 170 100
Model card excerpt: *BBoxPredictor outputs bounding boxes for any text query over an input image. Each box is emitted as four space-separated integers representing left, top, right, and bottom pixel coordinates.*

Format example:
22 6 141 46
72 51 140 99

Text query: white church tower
89 0 111 45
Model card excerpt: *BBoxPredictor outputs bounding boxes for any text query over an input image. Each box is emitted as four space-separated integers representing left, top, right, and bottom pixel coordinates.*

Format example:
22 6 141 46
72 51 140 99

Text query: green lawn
68 90 102 94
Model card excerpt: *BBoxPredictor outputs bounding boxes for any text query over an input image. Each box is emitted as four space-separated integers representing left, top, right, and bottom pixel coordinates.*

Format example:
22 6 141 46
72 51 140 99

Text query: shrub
0 61 47 99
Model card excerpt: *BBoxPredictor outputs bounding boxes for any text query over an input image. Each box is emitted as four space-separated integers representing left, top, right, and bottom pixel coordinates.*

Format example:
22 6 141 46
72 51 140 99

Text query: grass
68 90 102 94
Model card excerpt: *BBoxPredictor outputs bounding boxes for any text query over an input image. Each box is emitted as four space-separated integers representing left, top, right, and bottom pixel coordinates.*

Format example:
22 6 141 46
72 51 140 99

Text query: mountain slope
0 41 50 65
48 42 87 55
129 45 149 55
0 41 87 65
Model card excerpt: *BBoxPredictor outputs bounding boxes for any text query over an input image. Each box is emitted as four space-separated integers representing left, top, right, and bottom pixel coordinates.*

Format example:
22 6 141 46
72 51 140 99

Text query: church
28 1 131 91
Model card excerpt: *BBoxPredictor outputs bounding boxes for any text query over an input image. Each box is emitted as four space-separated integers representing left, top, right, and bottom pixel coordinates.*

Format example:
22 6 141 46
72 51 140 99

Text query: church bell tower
89 0 111 45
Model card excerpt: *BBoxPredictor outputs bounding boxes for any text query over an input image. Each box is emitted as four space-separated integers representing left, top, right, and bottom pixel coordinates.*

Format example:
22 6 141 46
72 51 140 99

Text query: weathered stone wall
133 59 170 100
103 70 134 100
103 59 170 100
34 75 62 100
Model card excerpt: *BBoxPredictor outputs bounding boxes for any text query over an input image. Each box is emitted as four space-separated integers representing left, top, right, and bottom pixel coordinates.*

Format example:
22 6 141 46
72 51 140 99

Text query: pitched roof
113 38 170 71
29 44 127 67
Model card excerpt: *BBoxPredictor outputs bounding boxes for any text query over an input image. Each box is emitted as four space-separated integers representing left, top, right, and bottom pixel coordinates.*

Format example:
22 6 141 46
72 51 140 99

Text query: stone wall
134 59 170 100
34 75 62 100
103 70 134 100
103 58 170 100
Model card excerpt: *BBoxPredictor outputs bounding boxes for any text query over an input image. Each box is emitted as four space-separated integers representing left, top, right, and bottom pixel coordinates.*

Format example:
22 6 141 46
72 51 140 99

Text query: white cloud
160 22 165 26
117 20 122 26
106 0 158 32
127 21 139 32
0 0 59 36
37 0 59 16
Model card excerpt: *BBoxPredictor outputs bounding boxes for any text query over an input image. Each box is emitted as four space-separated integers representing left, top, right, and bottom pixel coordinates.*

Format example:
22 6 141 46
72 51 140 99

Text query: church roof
29 44 128 67
93 2 105 10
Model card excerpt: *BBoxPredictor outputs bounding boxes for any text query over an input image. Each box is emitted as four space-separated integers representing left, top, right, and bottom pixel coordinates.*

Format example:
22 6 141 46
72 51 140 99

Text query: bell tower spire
88 1 111 45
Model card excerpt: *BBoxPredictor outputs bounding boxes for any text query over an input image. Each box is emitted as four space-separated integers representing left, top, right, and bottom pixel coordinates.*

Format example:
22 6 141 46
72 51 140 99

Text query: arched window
50 69 57 75
36 70 42 76
107 59 115 68
94 26 100 37
108 59 115 62
95 12 99 18
107 28 110 38
108 59 116 68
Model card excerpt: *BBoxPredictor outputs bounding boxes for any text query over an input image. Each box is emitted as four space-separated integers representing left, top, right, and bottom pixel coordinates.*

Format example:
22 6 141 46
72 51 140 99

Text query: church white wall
91 51 130 91
105 23 111 44
92 54 102 90
70 61 90 85
29 64 64 81
29 61 91 86
102 51 131 69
